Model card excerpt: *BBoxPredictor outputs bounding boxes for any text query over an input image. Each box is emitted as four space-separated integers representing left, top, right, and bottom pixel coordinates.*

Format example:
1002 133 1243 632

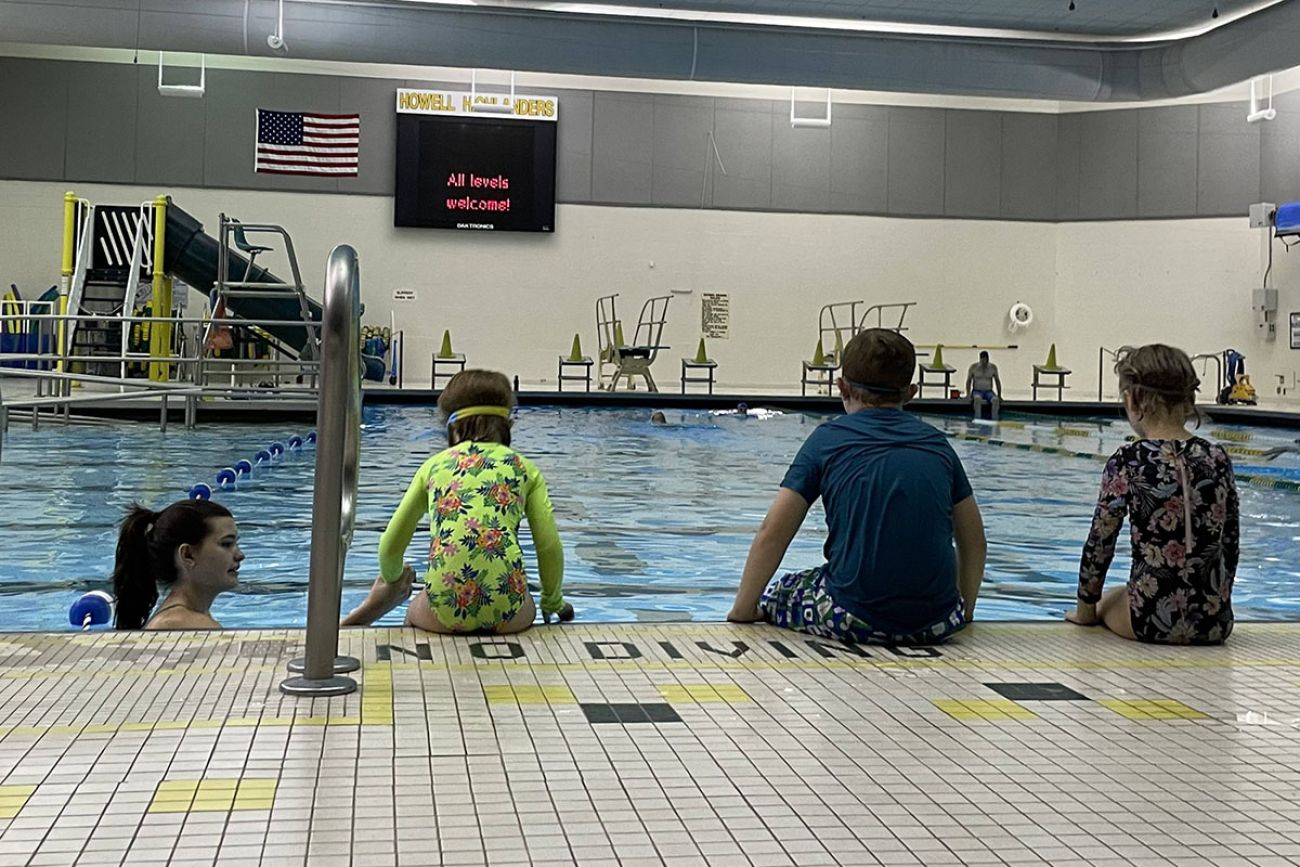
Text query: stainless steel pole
281 244 361 696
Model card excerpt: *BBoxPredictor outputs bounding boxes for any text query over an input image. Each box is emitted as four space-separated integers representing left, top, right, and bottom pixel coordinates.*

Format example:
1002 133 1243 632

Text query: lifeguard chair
595 293 671 392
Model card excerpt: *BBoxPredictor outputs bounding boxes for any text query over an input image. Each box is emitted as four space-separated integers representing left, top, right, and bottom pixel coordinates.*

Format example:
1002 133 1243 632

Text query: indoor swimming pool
1 404 1297 631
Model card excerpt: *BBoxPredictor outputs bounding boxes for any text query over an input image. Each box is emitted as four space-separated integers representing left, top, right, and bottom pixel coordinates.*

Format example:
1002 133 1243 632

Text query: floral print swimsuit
1079 437 1238 644
379 441 565 630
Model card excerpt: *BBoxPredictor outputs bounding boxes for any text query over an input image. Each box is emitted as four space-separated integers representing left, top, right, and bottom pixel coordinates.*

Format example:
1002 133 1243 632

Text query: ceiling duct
1 0 1298 102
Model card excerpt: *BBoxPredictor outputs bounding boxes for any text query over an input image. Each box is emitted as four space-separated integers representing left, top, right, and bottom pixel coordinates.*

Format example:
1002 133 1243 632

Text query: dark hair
438 369 516 447
841 328 916 406
111 499 233 630
1115 343 1201 425
979 350 990 361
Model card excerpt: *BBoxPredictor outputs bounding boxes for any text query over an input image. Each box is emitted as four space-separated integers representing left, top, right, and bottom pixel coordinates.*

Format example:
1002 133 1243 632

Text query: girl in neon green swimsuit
341 370 573 632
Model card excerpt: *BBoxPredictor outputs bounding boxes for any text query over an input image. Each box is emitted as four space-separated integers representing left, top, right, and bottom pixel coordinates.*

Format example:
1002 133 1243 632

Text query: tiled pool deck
1 622 1298 867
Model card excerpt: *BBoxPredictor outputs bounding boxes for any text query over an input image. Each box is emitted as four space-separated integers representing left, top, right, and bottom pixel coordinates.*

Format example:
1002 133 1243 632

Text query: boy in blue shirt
728 328 986 644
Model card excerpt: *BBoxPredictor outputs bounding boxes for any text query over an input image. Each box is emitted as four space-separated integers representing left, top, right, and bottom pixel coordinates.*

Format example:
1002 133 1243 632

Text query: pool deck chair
1032 344 1072 401
596 293 671 392
557 334 594 392
681 340 718 394
431 352 466 387
430 330 466 388
801 356 839 396
917 345 956 398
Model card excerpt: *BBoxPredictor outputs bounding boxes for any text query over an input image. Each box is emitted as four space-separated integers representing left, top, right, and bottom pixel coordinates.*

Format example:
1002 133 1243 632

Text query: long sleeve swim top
377 441 566 615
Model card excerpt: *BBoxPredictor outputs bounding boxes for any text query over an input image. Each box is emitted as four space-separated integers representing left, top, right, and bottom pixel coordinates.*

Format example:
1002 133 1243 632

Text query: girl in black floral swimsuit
1067 344 1239 644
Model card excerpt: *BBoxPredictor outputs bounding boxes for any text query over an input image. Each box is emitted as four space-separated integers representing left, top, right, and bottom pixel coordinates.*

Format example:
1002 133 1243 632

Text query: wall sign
396 89 558 121
701 293 730 339
1291 312 1300 349
394 288 417 302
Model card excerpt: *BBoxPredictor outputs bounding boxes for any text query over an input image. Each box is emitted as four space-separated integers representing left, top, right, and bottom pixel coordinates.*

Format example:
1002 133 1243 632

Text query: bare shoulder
145 609 222 631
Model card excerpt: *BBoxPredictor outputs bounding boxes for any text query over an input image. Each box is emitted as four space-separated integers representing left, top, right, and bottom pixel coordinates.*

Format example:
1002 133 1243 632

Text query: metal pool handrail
1096 345 1134 401
1190 352 1224 399
281 245 362 697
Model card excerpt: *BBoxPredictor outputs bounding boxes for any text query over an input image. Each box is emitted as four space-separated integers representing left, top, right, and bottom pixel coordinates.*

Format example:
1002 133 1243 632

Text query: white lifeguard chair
595 293 671 392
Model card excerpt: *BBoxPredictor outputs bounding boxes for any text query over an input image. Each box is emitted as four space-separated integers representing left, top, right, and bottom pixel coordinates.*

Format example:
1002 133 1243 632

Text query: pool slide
160 203 322 354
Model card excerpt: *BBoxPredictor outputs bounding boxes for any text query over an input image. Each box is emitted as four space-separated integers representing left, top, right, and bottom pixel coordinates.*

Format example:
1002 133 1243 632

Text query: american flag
255 109 360 176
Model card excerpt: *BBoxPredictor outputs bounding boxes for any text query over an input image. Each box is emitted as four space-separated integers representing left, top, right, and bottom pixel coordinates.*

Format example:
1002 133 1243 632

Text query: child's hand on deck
727 602 761 623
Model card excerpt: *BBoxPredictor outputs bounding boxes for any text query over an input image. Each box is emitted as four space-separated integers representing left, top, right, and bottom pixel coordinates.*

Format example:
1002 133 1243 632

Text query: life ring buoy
1008 302 1034 332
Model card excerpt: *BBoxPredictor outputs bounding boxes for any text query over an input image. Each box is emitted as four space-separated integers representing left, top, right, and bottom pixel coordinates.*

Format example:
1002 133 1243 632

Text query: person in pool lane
111 499 244 630
343 369 574 633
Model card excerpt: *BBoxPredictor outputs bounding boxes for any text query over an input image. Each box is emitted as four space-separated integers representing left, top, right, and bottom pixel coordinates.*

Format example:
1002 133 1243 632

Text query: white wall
2 178 1294 400
1054 219 1300 405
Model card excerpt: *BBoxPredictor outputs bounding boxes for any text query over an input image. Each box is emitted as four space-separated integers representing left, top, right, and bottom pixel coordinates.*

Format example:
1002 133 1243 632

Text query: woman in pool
1067 344 1239 644
111 499 244 630
343 369 573 632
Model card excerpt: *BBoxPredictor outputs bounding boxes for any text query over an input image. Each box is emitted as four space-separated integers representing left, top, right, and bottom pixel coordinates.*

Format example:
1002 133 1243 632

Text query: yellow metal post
148 195 172 382
57 191 76 375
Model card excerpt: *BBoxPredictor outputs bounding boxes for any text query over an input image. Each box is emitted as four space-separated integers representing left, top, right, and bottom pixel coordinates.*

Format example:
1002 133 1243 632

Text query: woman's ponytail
111 503 161 630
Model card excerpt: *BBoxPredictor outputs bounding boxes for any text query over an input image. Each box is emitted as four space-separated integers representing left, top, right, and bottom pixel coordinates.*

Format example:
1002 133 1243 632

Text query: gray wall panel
1078 110 1137 219
337 76 400 196
1055 113 1081 220
591 92 652 204
0 59 69 181
1261 91 1300 204
944 110 1000 217
711 100 772 210
203 69 272 190
772 117 830 212
999 113 1056 220
828 105 888 214
3 55 1290 224
651 95 713 208
65 62 136 184
554 88 593 203
133 64 206 188
1197 102 1260 216
1137 105 1197 217
887 107 945 215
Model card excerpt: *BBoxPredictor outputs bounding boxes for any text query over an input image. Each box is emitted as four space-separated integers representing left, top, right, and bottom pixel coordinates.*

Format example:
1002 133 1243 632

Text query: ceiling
1 0 1299 102
552 0 1267 39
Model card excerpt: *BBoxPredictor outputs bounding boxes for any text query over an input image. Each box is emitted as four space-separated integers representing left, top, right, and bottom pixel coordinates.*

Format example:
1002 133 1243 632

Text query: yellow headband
446 405 511 427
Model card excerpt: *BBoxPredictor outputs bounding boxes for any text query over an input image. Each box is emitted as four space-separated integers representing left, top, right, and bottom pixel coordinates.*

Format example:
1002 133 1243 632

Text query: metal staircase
67 205 156 378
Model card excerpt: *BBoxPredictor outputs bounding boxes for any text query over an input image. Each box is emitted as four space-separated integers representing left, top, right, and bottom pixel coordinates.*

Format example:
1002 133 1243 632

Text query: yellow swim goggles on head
446 405 513 428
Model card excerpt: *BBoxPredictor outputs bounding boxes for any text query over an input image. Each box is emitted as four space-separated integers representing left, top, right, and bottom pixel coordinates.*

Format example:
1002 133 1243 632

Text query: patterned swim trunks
759 565 965 645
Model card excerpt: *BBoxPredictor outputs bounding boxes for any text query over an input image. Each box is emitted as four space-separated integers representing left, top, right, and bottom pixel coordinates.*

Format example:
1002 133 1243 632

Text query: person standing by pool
343 369 574 632
1067 344 1239 644
111 499 244 630
727 328 987 644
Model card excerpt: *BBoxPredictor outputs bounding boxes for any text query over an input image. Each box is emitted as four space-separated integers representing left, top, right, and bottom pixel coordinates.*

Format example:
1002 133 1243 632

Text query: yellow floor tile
0 784 37 819
1100 698 1209 720
484 684 577 704
658 684 751 703
147 778 278 814
933 698 1037 721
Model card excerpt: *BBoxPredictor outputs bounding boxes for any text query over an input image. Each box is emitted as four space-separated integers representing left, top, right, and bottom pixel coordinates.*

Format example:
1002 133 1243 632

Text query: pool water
1 405 1297 631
